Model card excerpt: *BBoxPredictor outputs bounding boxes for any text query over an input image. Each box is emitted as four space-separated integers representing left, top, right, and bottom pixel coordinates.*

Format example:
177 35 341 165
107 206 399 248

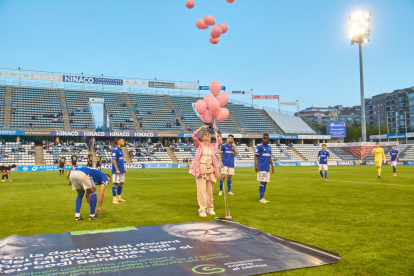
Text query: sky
0 0 413 119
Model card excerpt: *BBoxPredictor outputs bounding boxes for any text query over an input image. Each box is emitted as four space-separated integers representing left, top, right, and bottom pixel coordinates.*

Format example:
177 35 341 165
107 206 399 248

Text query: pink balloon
210 26 222 39
226 0 235 3
204 94 214 105
201 110 213 123
217 108 229 122
216 93 229 107
195 100 207 115
196 19 208 30
185 0 195 9
219 23 228 34
209 80 221 97
208 99 220 116
209 35 219 45
204 15 216 26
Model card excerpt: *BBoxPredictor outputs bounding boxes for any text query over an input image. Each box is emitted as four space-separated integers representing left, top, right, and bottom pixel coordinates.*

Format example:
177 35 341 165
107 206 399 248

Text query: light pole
350 11 371 142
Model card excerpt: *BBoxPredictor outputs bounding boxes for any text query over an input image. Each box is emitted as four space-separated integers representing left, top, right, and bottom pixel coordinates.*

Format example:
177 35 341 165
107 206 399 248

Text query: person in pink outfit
189 125 223 217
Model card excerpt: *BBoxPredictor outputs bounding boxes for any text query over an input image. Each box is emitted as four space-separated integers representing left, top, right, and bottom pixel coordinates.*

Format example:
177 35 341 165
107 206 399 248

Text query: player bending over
317 144 330 180
389 145 399 177
254 134 274 203
70 167 111 221
1 164 17 182
219 134 238 196
112 137 127 204
372 142 386 178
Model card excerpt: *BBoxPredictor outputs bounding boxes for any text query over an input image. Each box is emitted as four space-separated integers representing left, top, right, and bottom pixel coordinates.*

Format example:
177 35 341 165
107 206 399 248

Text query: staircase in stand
228 112 243 132
290 147 307 161
261 110 283 133
3 85 13 128
123 92 141 130
166 147 179 163
121 147 133 164
165 95 187 132
58 89 71 130
35 147 44 165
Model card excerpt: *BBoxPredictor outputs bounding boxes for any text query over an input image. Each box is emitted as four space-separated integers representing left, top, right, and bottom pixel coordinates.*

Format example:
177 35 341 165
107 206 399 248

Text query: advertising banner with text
63 75 123 86
50 131 157 137
0 219 340 275
252 95 279 100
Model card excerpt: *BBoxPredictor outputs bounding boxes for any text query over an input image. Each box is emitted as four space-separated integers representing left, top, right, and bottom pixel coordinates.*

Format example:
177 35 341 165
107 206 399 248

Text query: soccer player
1 164 17 182
317 144 330 180
71 152 78 170
254 134 274 203
96 153 102 171
112 138 127 204
219 134 238 196
389 145 399 177
372 142 386 178
87 151 93 168
69 167 111 221
58 154 66 176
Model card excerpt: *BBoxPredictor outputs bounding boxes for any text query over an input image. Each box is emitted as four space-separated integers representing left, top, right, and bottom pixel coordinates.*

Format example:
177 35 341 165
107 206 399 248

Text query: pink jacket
189 129 223 178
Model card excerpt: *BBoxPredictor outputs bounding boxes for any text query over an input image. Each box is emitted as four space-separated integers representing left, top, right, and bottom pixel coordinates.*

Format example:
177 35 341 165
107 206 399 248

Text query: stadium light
349 11 371 142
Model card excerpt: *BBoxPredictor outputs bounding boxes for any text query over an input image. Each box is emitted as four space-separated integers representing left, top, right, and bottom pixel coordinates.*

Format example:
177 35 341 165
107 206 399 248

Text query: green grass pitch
1 166 413 275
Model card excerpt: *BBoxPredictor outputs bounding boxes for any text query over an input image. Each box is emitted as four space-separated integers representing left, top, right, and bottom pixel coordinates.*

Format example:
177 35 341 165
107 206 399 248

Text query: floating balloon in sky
216 93 229 107
208 99 220 116
209 35 219 45
210 26 222 39
195 19 208 29
195 100 207 115
204 94 215 105
226 0 235 3
185 0 195 9
204 15 216 26
217 108 229 122
218 23 228 34
209 80 221 96
201 110 213 123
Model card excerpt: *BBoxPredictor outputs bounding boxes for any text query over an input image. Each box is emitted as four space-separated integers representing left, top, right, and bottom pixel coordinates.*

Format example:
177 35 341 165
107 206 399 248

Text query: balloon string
214 119 231 218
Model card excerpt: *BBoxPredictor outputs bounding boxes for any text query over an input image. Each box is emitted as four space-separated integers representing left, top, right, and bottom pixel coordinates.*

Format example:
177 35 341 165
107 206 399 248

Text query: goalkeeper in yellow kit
372 142 386 178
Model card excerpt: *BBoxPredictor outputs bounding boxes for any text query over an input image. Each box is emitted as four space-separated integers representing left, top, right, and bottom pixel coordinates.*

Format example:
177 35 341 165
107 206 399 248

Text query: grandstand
129 94 181 131
266 110 316 134
1 83 412 166
12 87 64 130
226 104 280 133
0 142 35 165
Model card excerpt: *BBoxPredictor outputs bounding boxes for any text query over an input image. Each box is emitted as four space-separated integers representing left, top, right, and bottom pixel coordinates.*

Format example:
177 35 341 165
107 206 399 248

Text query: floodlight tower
350 11 371 142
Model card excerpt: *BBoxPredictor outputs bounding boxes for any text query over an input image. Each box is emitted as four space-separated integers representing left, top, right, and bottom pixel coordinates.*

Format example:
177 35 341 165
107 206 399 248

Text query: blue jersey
220 143 235 167
255 143 272 172
390 150 399 162
318 150 330 164
74 167 109 186
111 146 125 174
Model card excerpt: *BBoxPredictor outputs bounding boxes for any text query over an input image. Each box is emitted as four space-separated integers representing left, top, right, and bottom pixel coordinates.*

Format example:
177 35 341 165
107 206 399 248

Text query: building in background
295 105 361 126
364 87 414 131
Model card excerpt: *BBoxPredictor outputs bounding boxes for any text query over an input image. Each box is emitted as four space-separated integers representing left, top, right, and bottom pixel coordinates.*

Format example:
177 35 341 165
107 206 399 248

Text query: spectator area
266 110 316 134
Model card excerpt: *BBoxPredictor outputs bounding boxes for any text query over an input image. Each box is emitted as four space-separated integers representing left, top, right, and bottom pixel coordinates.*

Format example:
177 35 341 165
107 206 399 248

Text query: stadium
0 1 413 276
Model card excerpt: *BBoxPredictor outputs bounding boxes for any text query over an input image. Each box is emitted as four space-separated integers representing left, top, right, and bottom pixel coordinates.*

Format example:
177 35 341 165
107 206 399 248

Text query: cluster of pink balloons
186 0 234 45
195 80 230 123
195 15 228 45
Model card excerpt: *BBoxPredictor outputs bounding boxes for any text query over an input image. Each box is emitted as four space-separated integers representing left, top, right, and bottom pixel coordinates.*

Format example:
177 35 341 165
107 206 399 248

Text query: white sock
117 195 121 199
75 213 80 217
90 214 95 217
113 196 117 200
